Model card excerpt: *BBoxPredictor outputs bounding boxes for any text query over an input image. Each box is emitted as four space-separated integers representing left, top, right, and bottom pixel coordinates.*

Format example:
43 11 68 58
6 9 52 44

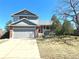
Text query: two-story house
9 9 51 39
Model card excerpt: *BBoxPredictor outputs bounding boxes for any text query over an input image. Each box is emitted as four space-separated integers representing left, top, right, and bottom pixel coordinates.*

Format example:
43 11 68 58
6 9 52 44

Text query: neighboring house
9 9 51 39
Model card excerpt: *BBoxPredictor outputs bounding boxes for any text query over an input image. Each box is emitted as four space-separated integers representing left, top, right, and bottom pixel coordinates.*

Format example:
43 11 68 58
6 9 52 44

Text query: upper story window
19 16 27 19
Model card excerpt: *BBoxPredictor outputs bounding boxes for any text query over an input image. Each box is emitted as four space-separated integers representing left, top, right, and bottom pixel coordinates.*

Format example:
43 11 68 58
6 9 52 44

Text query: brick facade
9 26 13 38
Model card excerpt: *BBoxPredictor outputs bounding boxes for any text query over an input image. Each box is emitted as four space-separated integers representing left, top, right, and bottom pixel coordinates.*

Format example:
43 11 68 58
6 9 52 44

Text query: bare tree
59 0 79 26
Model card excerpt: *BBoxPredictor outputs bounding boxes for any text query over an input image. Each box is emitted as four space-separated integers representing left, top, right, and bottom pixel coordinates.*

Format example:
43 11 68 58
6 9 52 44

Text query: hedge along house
9 9 51 39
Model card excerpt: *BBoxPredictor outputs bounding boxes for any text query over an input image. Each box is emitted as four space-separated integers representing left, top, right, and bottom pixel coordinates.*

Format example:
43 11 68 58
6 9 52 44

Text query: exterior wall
12 15 39 24
13 16 19 22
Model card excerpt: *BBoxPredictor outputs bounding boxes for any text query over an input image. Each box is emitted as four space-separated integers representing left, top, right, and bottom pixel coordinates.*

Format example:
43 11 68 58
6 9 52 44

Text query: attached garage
12 27 36 39
9 18 37 39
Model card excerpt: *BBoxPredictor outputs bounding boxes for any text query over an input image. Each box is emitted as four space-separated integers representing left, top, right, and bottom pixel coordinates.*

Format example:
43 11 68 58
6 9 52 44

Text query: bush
73 30 79 36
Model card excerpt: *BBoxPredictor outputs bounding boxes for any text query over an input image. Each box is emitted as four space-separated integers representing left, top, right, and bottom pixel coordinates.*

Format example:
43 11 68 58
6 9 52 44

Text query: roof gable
12 9 38 19
12 10 37 16
11 19 36 26
13 22 30 26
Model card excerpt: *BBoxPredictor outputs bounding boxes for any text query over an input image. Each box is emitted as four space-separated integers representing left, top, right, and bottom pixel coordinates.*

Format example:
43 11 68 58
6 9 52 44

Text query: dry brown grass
37 36 79 59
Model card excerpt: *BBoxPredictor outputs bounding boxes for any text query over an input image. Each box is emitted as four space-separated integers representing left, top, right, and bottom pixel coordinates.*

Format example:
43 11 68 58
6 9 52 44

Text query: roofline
11 9 38 17
11 9 27 16
11 14 38 18
9 18 37 25
39 24 51 26
8 25 36 27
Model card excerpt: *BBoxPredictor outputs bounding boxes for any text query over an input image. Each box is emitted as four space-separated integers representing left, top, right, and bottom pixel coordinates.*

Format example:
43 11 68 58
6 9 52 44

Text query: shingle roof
39 20 51 25
11 9 38 19
10 18 36 26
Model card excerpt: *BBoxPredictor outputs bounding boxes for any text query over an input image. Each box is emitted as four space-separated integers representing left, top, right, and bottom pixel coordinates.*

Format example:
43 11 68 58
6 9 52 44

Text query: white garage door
13 29 35 39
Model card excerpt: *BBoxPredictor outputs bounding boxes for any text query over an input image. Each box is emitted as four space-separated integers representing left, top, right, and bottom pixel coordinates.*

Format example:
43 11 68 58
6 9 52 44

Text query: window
19 16 27 19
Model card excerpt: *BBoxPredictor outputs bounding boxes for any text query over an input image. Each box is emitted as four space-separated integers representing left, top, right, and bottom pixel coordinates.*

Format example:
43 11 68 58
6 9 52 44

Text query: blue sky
0 0 61 29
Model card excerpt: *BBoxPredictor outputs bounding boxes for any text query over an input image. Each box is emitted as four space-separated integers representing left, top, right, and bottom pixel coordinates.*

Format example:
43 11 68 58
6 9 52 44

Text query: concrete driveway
0 39 41 59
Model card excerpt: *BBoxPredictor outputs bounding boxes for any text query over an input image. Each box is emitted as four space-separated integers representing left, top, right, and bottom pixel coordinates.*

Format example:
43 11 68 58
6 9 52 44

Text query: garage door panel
13 29 35 39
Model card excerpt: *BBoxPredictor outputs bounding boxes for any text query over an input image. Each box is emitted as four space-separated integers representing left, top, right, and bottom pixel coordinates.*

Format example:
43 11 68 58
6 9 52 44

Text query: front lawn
37 36 79 59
